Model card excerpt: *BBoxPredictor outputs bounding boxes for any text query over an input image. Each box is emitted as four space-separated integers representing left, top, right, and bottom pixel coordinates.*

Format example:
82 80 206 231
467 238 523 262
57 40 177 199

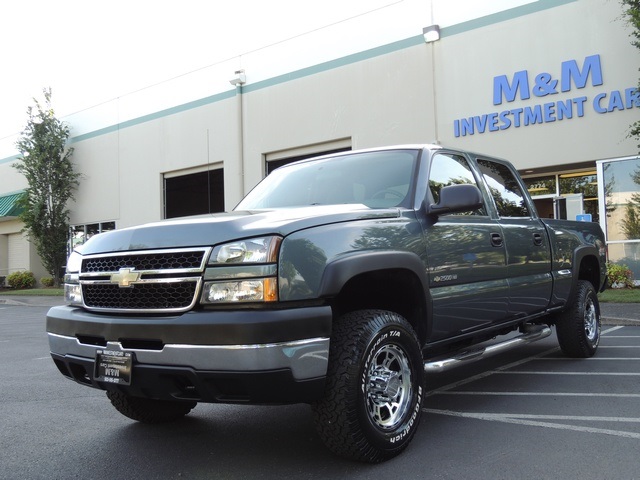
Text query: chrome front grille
79 248 210 313
82 251 205 273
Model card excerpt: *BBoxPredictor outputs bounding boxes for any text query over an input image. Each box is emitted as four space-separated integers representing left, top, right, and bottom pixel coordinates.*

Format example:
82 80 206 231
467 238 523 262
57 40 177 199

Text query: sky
0 0 528 147
0 0 395 139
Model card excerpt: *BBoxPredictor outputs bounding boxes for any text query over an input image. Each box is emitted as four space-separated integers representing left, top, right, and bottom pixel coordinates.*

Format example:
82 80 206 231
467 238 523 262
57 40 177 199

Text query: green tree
13 88 80 287
620 166 640 239
621 0 640 150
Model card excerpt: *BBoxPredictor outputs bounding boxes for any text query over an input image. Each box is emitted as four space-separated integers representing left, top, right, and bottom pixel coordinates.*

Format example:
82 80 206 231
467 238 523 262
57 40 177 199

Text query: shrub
40 277 55 287
606 262 635 289
6 271 36 290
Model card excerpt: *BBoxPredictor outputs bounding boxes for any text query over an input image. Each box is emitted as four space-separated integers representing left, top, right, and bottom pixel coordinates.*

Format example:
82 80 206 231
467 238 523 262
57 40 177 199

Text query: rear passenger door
474 157 553 317
424 152 509 341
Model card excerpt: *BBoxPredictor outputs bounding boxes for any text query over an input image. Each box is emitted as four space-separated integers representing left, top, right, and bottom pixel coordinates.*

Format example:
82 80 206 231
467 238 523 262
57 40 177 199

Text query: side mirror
428 184 483 216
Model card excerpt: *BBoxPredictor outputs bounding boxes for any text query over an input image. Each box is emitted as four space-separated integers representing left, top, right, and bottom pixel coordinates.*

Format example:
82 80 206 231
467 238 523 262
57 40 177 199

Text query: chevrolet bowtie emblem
110 268 141 288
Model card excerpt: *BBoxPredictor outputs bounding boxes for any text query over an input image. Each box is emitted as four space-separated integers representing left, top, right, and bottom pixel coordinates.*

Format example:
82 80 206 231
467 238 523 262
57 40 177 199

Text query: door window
477 159 530 218
429 153 486 215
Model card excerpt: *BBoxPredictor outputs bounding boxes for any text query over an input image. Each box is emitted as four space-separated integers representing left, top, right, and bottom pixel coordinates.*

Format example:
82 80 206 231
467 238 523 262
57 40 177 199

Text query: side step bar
424 325 552 373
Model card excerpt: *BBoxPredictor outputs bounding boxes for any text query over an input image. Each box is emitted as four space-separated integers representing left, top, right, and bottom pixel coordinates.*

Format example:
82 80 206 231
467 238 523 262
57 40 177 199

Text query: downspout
230 69 246 196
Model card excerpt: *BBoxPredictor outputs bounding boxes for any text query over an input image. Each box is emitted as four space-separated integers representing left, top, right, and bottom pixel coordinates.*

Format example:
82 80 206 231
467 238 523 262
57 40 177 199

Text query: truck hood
78 204 399 254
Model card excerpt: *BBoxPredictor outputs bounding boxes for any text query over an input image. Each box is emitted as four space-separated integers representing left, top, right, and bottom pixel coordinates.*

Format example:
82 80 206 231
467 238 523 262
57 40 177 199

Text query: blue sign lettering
493 70 530 105
455 54 637 137
493 55 603 106
560 54 603 92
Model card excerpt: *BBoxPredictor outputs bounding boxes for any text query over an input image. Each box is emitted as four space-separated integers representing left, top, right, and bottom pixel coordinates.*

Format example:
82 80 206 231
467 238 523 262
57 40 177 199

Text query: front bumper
46 305 332 404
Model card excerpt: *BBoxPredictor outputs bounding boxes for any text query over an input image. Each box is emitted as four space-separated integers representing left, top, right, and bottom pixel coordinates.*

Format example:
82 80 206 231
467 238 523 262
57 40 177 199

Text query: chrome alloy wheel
584 296 598 342
364 343 413 430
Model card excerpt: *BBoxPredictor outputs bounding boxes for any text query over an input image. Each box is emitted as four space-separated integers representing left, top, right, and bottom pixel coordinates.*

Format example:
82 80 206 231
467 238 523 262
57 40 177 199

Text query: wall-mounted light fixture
423 25 440 43
229 69 246 86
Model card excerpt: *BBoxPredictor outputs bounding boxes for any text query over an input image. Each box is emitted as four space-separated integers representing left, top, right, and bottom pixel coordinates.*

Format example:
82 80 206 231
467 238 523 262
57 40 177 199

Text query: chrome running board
424 325 552 373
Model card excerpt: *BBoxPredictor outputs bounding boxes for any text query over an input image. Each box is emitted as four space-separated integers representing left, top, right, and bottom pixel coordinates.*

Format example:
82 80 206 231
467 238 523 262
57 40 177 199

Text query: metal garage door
8 233 29 273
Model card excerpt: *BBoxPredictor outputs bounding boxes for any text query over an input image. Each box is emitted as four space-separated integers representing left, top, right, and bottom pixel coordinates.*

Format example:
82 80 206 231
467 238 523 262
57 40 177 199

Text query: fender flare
318 250 432 339
318 250 429 297
566 244 604 306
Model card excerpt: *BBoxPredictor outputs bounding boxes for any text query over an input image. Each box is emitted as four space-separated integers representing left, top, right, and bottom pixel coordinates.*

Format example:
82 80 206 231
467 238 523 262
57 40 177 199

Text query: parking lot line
423 409 640 440
436 391 640 397
537 357 640 360
495 371 640 375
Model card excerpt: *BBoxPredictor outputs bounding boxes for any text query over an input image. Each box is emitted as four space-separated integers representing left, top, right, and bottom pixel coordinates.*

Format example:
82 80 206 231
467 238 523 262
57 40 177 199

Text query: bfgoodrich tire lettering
106 391 197 423
312 309 425 463
555 280 601 358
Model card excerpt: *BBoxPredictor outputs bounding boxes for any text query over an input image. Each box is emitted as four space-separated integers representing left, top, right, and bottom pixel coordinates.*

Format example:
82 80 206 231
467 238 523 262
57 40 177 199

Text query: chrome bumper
47 333 329 381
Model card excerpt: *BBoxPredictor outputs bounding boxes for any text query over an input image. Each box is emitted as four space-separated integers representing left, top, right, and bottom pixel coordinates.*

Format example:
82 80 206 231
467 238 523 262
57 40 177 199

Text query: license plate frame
94 349 133 385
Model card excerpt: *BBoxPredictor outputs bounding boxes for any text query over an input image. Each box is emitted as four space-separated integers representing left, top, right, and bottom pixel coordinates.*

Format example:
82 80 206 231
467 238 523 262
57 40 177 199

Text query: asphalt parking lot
1 298 639 479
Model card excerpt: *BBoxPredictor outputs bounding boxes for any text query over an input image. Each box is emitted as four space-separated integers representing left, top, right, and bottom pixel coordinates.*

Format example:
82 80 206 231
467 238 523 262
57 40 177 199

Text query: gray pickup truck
47 145 606 462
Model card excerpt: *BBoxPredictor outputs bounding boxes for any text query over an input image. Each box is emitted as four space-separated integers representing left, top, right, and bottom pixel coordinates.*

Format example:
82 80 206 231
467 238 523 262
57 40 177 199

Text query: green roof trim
0 154 21 166
0 191 24 218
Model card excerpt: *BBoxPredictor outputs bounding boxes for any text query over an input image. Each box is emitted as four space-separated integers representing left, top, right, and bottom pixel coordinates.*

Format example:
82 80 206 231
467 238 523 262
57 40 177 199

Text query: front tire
106 391 197 423
555 280 601 358
312 310 425 463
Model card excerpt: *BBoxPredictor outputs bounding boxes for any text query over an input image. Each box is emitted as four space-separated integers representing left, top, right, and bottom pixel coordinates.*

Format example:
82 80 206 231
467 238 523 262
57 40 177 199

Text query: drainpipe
230 69 246 196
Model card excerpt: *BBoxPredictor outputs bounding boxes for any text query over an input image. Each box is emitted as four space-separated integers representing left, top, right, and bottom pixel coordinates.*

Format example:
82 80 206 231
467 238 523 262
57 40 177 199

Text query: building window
559 171 598 223
523 176 556 196
164 168 225 218
599 157 640 283
71 221 116 249
523 171 600 222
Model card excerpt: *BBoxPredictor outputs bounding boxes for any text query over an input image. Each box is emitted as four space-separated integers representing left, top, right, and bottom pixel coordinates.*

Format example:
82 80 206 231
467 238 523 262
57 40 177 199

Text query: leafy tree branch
13 88 80 287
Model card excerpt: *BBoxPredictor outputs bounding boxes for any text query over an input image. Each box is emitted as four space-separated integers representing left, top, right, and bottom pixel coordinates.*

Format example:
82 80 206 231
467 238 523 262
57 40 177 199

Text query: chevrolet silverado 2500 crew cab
47 145 606 463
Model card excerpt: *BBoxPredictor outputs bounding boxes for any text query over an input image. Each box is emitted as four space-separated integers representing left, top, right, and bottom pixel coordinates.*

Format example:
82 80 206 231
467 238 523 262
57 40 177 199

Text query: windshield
236 149 419 210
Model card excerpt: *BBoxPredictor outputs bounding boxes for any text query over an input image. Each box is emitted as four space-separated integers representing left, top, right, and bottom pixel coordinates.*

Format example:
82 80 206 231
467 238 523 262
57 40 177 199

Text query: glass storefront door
598 156 640 283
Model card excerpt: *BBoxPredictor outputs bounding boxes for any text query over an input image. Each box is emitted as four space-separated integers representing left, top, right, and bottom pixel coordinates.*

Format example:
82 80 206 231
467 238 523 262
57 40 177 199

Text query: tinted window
237 150 418 209
477 159 530 217
429 153 485 215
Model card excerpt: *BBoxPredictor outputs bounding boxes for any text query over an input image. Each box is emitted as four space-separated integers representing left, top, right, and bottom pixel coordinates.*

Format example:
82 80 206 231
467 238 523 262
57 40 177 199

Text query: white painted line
428 346 561 396
428 325 635 397
602 326 625 334
603 336 640 338
599 346 640 348
536 357 640 360
432 391 640 397
496 371 640 376
424 409 640 439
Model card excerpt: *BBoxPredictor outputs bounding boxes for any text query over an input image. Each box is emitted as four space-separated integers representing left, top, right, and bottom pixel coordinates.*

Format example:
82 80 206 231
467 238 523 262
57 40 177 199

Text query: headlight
64 251 83 306
209 236 281 264
66 251 83 273
201 278 277 303
64 283 83 306
202 236 281 304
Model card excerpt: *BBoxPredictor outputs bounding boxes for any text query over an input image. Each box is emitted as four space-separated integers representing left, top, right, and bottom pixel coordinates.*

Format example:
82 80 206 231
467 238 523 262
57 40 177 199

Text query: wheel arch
318 251 431 344
571 245 605 297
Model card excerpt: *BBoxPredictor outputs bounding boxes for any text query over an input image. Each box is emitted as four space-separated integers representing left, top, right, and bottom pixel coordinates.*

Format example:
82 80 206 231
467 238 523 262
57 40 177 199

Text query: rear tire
312 309 425 463
555 280 601 358
106 391 197 423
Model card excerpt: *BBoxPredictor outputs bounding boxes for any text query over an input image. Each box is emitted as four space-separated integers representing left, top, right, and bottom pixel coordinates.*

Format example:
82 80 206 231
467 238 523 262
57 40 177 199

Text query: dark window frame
164 168 225 219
